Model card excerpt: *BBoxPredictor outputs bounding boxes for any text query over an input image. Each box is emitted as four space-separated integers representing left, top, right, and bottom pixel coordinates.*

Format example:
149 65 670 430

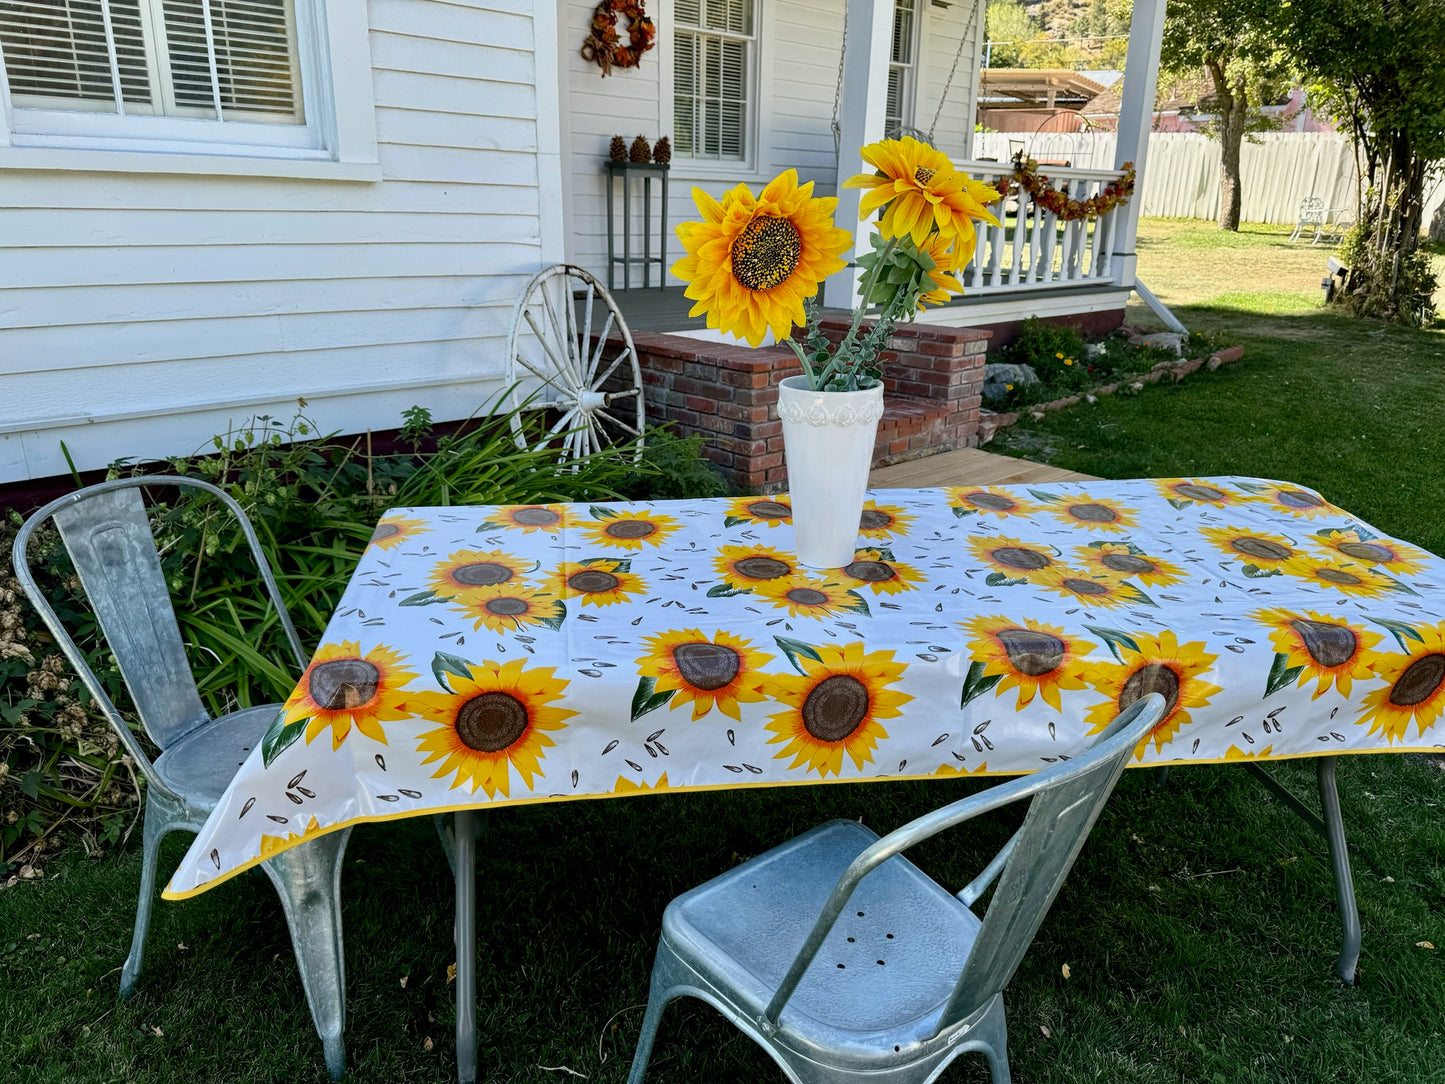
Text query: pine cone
629 135 651 163
609 135 627 162
652 136 671 165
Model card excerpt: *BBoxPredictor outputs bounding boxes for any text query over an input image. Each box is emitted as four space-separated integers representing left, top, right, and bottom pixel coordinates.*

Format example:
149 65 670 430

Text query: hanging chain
830 1 850 159
928 0 982 143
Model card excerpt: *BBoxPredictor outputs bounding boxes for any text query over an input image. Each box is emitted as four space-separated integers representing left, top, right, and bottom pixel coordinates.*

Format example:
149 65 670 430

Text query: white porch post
823 0 893 309
1109 0 1167 289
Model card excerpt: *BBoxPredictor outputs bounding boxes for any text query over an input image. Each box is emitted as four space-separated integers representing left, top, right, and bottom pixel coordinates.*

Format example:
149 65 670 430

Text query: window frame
0 0 379 179
670 0 761 169
886 0 920 137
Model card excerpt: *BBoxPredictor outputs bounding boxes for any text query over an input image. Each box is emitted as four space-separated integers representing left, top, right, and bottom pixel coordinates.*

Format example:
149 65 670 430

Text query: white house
0 0 1166 486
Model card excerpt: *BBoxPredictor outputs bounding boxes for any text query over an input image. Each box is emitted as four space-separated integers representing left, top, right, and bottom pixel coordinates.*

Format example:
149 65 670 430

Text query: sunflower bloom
1074 543 1186 587
1310 529 1429 577
764 642 912 777
725 495 793 527
755 576 858 617
1256 485 1340 519
1199 526 1298 569
1051 493 1139 532
1153 479 1247 507
636 628 774 720
580 510 682 550
543 560 647 607
858 501 914 540
1083 631 1222 757
367 514 429 551
1254 607 1382 699
843 136 1000 251
948 486 1038 519
915 230 967 308
963 615 1095 710
966 534 1059 582
408 658 576 798
1277 555 1395 598
429 549 533 601
1034 567 1136 610
284 641 419 749
713 544 796 589
672 169 852 346
836 550 925 595
492 505 570 533
453 583 565 633
1357 623 1445 743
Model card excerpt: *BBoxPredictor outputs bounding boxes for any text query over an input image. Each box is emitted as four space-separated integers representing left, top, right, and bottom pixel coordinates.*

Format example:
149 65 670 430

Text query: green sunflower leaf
431 651 475 690
1234 481 1270 494
589 505 619 520
1371 617 1424 652
1167 498 1192 511
774 636 824 675
960 661 1004 709
475 519 504 532
261 709 307 768
952 505 976 519
1385 575 1419 597
400 590 451 606
706 583 749 598
842 590 872 616
869 546 897 562
1241 564 1282 578
630 676 675 721
1082 625 1140 663
535 602 567 631
581 557 630 572
1124 585 1159 607
724 515 749 527
1028 489 1064 503
1264 653 1305 699
984 571 1027 587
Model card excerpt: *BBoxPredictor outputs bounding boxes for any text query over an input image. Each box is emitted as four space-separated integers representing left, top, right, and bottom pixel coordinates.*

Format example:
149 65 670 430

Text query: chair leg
261 827 353 1082
627 953 681 1084
454 810 479 1084
120 797 179 999
1316 758 1361 985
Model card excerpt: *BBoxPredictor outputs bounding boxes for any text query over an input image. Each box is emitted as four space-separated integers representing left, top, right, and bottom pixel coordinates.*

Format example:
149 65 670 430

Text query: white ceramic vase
776 374 885 569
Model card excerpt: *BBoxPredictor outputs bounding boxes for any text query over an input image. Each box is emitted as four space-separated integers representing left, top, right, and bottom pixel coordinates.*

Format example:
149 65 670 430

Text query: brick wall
630 320 989 492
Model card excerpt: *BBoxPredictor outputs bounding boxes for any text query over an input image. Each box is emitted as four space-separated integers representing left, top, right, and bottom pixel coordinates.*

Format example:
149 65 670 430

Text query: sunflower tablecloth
165 478 1445 899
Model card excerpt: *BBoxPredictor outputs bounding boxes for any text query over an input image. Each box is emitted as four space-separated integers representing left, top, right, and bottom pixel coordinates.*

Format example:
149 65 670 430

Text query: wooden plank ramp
869 447 1098 489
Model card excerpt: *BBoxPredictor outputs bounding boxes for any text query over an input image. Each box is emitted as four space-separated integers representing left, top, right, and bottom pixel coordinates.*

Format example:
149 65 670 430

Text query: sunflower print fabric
167 479 1445 899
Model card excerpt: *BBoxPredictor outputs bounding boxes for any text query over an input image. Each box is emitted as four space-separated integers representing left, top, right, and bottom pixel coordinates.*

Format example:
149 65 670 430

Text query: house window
673 0 754 161
886 0 918 137
0 0 376 169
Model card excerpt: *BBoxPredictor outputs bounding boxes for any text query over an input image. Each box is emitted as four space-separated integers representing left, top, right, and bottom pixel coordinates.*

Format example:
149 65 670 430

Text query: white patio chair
12 476 351 1081
626 694 1167 1084
1289 196 1327 242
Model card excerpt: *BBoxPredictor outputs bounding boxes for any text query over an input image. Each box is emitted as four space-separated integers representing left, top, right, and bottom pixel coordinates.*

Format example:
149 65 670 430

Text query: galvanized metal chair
627 693 1167 1084
11 476 351 1081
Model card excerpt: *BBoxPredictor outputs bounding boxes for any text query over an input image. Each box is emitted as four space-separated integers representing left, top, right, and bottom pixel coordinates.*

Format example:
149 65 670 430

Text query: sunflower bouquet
671 136 1001 392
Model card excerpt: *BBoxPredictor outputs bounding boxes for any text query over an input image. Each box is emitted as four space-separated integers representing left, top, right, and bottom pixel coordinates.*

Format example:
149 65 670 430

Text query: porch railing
952 159 1130 296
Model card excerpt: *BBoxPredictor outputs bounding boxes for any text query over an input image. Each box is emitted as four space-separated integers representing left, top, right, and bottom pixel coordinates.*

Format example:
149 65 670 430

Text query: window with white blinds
886 0 918 137
674 0 754 161
0 0 301 122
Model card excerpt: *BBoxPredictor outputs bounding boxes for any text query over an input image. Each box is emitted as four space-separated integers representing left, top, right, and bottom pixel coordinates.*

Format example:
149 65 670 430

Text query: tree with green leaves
1161 0 1290 231
1280 0 1445 324
984 0 1040 68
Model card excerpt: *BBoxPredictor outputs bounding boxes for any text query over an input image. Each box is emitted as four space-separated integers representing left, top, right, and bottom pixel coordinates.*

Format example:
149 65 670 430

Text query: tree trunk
1208 60 1248 231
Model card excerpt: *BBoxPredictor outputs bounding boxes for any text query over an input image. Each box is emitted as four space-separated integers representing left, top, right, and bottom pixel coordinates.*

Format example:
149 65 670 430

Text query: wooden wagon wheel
505 264 646 463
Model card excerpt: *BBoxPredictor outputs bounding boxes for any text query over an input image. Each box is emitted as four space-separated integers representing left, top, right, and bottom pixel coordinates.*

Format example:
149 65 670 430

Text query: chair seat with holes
152 704 279 810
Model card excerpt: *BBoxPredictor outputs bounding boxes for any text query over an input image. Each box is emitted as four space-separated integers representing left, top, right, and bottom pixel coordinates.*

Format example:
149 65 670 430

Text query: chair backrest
758 694 1164 1035
940 696 1158 1024
12 477 305 761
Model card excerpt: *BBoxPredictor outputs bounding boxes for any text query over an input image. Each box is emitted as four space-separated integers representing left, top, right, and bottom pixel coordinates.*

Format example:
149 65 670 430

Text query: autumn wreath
992 153 1137 222
580 0 656 77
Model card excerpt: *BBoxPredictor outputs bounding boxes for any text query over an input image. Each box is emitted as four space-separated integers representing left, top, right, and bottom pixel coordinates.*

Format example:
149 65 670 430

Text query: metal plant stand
603 161 670 290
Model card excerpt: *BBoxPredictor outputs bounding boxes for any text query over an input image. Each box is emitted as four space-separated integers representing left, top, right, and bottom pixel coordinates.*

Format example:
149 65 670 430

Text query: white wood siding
0 0 556 484
563 0 982 288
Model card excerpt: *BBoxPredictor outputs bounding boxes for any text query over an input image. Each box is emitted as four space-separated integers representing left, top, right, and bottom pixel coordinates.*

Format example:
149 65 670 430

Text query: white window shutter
0 0 151 109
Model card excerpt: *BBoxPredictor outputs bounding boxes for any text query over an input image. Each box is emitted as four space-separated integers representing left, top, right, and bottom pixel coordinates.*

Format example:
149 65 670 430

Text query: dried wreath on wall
580 0 656 76
993 154 1137 221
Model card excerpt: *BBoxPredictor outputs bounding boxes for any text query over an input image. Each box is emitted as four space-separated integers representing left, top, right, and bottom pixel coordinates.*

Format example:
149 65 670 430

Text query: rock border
977 344 1244 444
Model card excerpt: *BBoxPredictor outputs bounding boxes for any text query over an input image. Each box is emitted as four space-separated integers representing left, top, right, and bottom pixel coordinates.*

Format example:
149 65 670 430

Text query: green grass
7 218 1445 1084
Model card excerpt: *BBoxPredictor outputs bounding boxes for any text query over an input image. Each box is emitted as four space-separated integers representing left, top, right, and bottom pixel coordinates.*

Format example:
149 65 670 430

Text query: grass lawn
6 219 1445 1084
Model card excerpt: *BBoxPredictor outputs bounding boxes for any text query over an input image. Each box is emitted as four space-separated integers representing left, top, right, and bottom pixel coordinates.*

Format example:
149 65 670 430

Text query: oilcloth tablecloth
166 478 1445 899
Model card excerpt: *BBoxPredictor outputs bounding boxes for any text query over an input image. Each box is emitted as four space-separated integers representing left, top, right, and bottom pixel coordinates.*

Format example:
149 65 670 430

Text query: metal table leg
1317 757 1361 985
454 809 478 1083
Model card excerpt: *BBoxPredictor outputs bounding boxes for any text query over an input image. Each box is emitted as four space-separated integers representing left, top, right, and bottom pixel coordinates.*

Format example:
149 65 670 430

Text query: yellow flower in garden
1083 630 1222 756
453 583 565 633
1033 567 1136 610
713 544 796 589
843 136 1000 252
493 504 570 533
542 560 646 607
1357 623 1445 743
726 495 793 526
755 576 858 617
966 534 1059 581
636 628 774 720
1255 484 1340 519
409 658 576 798
858 501 914 540
1199 526 1298 568
1277 555 1395 598
429 549 533 600
948 486 1038 519
580 509 682 550
1074 543 1186 587
1310 529 1428 577
1154 478 1247 507
836 550 925 595
284 641 419 749
915 230 966 308
764 642 912 777
1054 352 1064 359
671 169 853 346
1051 492 1139 532
1254 607 1383 699
963 615 1096 710
366 514 428 551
